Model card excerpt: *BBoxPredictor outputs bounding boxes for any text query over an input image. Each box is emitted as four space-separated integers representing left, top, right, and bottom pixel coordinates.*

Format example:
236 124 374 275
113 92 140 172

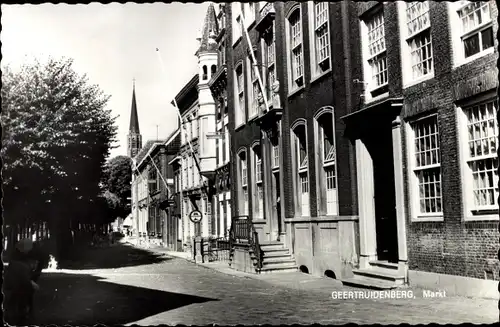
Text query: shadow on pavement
58 242 171 270
25 271 217 325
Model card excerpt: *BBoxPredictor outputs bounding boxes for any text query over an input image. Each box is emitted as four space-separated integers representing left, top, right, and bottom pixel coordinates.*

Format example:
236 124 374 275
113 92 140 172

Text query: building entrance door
273 171 282 240
362 121 399 263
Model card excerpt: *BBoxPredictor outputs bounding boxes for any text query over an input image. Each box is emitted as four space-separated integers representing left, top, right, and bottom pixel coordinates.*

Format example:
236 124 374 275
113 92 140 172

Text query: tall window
239 151 249 215
406 2 433 80
262 22 276 106
458 1 494 59
288 8 304 90
365 10 387 91
235 64 245 126
309 2 330 76
462 99 499 212
316 111 338 215
232 3 243 43
253 145 264 219
410 115 442 216
248 53 260 118
272 142 280 169
293 124 309 216
148 167 157 194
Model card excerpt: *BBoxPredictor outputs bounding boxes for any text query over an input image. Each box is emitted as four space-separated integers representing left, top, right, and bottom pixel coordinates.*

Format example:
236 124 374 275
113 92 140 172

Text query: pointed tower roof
196 3 219 55
129 81 140 134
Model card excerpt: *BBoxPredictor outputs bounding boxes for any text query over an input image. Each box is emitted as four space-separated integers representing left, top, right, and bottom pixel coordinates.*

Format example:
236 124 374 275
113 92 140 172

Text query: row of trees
2 57 131 258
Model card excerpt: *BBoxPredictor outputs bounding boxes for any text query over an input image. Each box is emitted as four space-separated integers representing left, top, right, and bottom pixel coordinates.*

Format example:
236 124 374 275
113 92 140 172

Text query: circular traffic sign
189 210 202 223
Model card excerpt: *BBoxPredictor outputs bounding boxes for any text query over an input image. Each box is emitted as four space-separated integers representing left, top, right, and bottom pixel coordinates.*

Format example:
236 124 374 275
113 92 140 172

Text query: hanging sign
189 210 203 223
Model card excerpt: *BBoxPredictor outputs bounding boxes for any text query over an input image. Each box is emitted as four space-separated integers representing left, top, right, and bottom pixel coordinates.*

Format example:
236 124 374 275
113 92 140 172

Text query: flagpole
239 14 270 113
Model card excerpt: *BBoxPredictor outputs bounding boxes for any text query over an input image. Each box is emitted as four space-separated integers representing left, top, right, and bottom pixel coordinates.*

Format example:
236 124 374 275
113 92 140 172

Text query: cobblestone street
26 242 497 326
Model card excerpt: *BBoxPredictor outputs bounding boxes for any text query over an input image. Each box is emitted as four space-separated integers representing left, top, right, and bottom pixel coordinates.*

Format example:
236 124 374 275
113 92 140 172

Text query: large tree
102 155 133 219
1 58 118 241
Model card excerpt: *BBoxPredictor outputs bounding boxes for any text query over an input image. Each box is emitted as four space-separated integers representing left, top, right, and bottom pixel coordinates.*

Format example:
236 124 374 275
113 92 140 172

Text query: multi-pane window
311 2 330 75
240 152 249 215
366 11 388 88
235 65 245 126
464 100 499 210
289 9 304 88
293 125 309 216
318 113 338 215
457 1 494 58
148 167 158 194
273 143 280 169
263 22 276 106
248 53 260 118
412 116 442 215
406 2 433 80
254 147 264 218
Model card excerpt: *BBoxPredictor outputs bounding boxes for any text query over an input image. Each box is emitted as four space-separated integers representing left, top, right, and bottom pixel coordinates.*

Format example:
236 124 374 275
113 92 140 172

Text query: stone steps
341 261 405 289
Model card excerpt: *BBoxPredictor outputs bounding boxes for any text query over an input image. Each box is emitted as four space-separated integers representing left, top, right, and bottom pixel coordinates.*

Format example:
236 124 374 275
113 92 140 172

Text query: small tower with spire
196 2 219 179
127 79 142 158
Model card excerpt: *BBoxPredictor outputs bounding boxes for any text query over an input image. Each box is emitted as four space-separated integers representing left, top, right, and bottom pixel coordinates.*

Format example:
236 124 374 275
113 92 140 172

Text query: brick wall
396 1 499 280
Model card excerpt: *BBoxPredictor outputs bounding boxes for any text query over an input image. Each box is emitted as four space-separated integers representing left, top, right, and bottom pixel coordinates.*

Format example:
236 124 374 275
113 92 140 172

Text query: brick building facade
223 0 498 297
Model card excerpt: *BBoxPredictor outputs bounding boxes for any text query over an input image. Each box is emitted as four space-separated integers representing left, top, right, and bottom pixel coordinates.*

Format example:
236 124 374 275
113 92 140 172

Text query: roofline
135 141 165 171
171 74 199 108
165 129 180 146
168 156 182 165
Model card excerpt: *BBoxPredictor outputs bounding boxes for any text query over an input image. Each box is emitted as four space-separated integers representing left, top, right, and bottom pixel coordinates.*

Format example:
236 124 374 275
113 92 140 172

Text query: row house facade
131 132 179 247
209 3 233 239
224 0 499 298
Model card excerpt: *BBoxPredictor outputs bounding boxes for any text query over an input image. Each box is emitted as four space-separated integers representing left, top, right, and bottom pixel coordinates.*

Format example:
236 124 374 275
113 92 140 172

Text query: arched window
315 109 338 215
252 144 264 219
287 7 304 91
211 64 217 76
238 149 249 215
292 121 309 216
202 65 208 80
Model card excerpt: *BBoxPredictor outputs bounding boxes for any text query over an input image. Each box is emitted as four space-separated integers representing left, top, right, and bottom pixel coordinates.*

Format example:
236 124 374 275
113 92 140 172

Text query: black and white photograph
1 1 499 325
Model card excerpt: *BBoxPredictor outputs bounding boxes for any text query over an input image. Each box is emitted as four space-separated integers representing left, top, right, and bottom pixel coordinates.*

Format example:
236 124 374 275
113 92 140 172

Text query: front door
273 171 282 240
363 122 399 263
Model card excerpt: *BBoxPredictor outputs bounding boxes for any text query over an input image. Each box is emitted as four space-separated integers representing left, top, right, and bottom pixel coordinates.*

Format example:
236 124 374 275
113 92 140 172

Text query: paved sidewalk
141 241 500 304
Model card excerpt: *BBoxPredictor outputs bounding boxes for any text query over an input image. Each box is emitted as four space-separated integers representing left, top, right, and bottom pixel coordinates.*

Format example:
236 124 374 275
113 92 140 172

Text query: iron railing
205 236 230 262
229 215 262 271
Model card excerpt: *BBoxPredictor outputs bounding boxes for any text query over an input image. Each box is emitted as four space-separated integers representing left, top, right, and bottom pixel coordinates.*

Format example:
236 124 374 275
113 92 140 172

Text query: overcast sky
1 2 210 159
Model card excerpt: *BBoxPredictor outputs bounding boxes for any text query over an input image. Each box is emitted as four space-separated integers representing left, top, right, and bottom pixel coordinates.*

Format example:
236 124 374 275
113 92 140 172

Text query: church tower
196 3 219 179
127 81 142 158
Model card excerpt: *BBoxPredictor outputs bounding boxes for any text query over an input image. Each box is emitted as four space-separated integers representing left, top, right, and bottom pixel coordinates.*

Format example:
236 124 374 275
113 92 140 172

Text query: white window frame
406 114 443 222
232 3 243 45
243 2 256 29
449 1 495 68
247 52 260 119
261 21 277 108
457 94 499 221
238 149 249 216
398 1 434 87
314 110 339 216
234 63 245 128
291 122 310 217
286 6 305 94
252 145 264 219
308 1 331 80
361 8 388 102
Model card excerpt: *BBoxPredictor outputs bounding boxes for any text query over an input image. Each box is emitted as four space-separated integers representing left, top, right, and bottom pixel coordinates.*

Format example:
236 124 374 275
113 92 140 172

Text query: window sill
364 91 389 105
411 215 444 222
403 73 435 89
310 69 332 85
235 122 246 131
232 36 242 48
464 213 499 221
248 112 259 123
288 85 305 98
453 47 495 69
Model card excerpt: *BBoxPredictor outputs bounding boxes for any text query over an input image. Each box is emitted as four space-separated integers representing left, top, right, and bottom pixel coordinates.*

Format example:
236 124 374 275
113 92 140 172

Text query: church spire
196 3 218 55
127 79 142 158
129 79 140 134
